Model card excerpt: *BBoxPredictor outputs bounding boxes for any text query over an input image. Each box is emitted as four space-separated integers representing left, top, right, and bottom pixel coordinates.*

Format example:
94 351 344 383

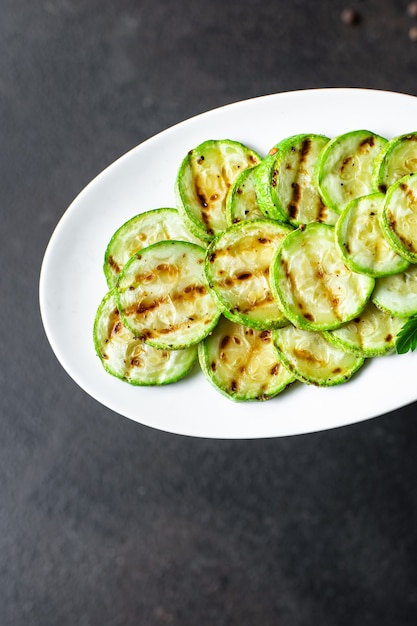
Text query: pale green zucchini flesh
323 300 407 357
335 193 409 277
273 324 365 386
198 316 295 401
205 219 293 329
93 291 197 385
271 222 375 331
175 139 261 241
104 207 203 288
372 263 417 317
379 173 417 263
314 129 387 212
116 240 220 349
373 131 417 193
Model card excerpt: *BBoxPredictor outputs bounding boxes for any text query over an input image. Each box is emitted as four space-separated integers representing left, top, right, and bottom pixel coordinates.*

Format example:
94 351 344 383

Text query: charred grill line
315 196 328 222
215 266 269 288
287 138 312 220
124 284 207 318
359 135 375 149
108 255 121 274
238 294 275 315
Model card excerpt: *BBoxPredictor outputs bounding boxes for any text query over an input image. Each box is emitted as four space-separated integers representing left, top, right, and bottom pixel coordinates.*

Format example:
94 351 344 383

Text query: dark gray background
2 1 417 624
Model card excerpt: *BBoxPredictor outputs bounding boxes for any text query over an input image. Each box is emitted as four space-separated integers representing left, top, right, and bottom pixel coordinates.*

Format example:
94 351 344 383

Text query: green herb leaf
396 316 417 354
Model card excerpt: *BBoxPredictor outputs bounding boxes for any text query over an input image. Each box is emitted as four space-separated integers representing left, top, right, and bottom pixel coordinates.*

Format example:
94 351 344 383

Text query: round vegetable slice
93 291 197 384
271 222 375 331
269 133 339 226
205 219 292 329
253 148 288 221
273 324 364 386
379 173 417 263
175 139 261 241
323 300 406 357
373 131 417 193
116 240 221 349
104 207 203 288
225 164 265 225
198 316 295 401
372 263 417 317
335 193 409 277
314 129 387 212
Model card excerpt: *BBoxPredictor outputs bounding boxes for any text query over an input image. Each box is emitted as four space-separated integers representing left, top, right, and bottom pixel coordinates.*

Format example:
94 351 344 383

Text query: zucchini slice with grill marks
104 208 203 288
373 131 417 193
198 315 295 401
226 163 265 225
273 324 365 387
116 240 221 349
314 129 387 212
323 300 406 357
205 219 292 329
379 173 417 263
270 222 375 331
269 133 339 226
253 148 288 221
175 139 261 241
93 291 197 385
335 193 409 277
372 263 417 317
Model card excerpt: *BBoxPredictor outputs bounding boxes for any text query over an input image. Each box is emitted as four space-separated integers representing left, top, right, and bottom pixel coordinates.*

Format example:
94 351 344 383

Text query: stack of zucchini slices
94 132 417 401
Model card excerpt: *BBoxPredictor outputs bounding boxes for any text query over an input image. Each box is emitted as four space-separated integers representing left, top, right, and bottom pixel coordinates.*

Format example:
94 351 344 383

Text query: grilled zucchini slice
373 131 417 193
273 324 364 386
379 173 417 263
271 222 375 331
253 148 288 221
314 129 387 212
116 240 220 349
93 291 197 384
198 315 295 401
372 263 417 317
323 300 406 357
104 208 203 288
335 193 409 277
175 139 261 241
226 164 265 225
205 219 292 329
269 133 339 226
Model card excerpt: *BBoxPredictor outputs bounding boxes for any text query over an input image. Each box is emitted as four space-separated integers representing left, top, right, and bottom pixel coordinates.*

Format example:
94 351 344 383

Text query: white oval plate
39 88 417 439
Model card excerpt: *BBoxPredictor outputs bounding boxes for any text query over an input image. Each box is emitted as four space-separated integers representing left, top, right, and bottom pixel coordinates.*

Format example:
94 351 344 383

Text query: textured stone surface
1 1 417 624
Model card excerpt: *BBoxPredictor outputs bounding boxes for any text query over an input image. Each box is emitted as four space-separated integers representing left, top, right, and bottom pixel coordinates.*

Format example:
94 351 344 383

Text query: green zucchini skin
271 222 375 331
104 207 204 288
314 129 387 213
335 192 409 277
205 219 293 330
373 131 417 193
198 316 295 401
116 240 221 350
379 173 417 263
273 324 365 387
93 291 198 385
175 139 262 242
